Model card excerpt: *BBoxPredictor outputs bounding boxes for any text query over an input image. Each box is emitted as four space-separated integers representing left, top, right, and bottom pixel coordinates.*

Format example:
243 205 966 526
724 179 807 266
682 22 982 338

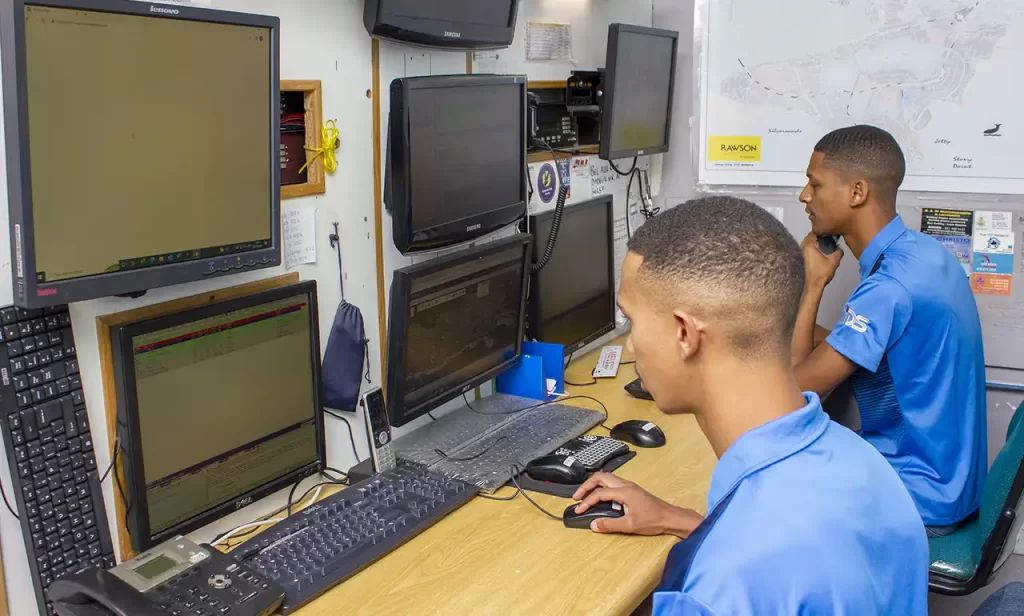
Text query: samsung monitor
527 195 615 356
385 74 528 254
364 0 518 50
111 281 325 551
385 234 531 427
599 24 679 161
1 0 281 307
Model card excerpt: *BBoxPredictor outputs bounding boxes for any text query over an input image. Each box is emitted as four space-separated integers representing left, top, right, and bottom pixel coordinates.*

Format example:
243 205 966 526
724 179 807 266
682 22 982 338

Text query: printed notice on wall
526 21 573 61
970 210 1014 293
570 157 592 202
921 208 973 276
283 207 317 269
590 160 618 197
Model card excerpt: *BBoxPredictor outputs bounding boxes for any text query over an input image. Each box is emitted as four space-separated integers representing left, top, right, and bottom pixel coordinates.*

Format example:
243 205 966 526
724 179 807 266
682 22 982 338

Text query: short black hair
814 125 906 203
626 196 804 357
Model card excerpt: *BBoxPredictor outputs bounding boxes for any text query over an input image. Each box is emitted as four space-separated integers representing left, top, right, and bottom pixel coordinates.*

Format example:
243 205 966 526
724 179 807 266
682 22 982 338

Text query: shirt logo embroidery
843 306 870 333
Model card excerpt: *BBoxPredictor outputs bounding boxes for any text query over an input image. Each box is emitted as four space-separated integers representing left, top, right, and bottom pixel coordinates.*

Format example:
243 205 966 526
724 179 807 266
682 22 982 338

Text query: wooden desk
234 339 718 615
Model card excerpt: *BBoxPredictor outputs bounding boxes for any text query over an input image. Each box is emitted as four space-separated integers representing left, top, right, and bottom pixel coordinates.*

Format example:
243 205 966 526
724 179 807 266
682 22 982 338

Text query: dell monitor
364 0 519 50
385 74 528 254
385 234 531 427
1 0 281 307
527 195 615 356
599 24 679 161
111 281 325 551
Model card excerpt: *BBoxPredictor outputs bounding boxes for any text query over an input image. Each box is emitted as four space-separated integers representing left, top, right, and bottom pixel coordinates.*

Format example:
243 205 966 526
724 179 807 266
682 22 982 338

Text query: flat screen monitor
600 24 679 161
111 281 325 551
528 195 616 356
385 234 531 426
364 0 518 50
385 74 528 254
1 0 281 307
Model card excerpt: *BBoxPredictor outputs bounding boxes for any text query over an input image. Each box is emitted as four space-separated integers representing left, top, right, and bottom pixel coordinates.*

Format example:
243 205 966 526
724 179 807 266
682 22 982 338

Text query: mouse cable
324 409 360 463
510 464 562 521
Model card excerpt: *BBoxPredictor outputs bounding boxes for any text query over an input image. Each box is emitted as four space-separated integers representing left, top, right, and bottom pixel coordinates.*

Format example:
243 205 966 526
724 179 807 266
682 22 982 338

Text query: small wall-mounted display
364 0 519 50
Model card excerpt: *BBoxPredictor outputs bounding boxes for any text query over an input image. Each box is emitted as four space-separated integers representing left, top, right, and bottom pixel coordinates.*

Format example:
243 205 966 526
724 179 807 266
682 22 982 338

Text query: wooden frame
96 273 300 560
280 80 326 200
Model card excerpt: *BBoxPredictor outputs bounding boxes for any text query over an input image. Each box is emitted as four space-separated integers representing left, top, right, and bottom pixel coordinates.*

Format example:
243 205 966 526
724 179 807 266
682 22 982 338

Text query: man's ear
850 179 869 208
672 309 702 361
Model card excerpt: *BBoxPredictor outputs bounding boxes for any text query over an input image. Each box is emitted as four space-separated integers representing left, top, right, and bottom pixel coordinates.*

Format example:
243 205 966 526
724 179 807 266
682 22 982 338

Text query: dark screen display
386 0 513 27
607 30 675 153
534 201 614 349
402 243 526 411
407 83 524 233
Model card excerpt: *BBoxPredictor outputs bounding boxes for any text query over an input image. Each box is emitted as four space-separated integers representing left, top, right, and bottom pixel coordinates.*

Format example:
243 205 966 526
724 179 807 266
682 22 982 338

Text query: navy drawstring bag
321 224 369 412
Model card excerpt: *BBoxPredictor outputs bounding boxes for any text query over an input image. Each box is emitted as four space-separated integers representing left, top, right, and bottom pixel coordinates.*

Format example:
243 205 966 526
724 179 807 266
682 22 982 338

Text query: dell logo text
234 496 253 509
444 31 462 38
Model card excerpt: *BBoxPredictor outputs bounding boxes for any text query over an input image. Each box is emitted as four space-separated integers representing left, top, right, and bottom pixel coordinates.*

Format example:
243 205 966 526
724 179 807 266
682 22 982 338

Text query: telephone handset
817 235 840 255
47 536 284 616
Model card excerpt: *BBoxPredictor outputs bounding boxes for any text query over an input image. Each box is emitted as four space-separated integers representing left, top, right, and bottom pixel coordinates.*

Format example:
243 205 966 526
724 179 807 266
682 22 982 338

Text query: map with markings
698 0 1024 193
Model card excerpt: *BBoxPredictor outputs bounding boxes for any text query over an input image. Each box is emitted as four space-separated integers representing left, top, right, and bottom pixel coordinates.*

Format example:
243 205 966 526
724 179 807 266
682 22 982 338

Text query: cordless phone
817 235 840 255
360 388 395 472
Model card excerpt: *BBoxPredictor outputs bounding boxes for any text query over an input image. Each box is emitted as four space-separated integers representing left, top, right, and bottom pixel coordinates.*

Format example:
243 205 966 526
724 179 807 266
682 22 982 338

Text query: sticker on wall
537 163 557 204
556 158 571 199
972 273 1012 296
921 208 973 276
570 157 592 202
972 253 1014 275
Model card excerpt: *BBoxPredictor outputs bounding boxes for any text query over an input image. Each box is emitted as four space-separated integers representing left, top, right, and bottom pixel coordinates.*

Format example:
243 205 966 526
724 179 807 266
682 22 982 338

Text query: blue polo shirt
825 216 987 526
652 394 928 615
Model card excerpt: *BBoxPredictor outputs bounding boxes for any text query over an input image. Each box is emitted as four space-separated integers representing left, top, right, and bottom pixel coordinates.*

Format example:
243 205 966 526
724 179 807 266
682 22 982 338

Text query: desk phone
47 536 284 616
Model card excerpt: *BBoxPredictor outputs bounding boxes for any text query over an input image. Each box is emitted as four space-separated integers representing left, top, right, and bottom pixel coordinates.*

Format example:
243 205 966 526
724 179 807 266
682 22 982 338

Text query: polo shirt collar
859 216 907 277
707 393 830 511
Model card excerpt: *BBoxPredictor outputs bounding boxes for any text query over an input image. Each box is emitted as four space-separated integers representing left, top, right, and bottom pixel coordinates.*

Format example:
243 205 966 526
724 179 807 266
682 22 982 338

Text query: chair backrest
977 401 1024 576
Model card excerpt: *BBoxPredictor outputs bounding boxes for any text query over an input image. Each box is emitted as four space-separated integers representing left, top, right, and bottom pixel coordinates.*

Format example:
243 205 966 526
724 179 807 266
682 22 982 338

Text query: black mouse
610 420 666 448
525 454 588 484
563 501 625 529
624 377 653 401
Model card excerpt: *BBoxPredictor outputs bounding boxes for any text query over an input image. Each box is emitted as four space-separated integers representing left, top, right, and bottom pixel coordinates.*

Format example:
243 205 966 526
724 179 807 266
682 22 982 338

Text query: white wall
0 2 380 614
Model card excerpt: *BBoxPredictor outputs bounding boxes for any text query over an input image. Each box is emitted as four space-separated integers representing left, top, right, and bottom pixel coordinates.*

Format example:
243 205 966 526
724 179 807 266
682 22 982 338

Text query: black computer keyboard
552 434 630 471
234 465 476 613
0 305 116 615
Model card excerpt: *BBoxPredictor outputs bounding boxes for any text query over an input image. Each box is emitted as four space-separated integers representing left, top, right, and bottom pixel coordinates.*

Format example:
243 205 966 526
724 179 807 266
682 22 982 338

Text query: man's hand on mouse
801 232 843 289
572 473 704 538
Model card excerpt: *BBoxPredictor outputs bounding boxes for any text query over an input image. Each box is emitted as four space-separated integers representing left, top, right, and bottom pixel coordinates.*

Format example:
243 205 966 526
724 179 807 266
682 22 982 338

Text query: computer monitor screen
600 24 679 160
528 196 615 356
2 1 280 307
365 0 518 50
386 235 531 426
112 282 325 550
386 75 527 254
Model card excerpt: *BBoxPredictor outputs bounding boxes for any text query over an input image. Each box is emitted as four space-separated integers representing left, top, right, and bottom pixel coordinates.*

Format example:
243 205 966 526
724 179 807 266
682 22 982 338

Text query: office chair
929 400 1024 595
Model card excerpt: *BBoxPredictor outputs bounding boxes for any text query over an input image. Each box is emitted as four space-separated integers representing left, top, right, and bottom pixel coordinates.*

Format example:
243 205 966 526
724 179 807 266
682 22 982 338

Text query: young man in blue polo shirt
792 125 987 536
573 197 927 614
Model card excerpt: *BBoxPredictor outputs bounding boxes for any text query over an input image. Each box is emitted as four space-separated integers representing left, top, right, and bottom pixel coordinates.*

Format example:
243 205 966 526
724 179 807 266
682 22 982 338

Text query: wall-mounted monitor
111 281 325 551
385 74 527 254
527 195 616 357
0 0 281 307
385 234 531 427
600 24 679 161
364 0 518 50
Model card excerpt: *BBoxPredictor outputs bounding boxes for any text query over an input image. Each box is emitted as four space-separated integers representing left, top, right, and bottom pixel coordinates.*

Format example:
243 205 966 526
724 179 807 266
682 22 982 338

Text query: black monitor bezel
599 23 679 161
385 74 528 255
385 234 532 427
363 0 519 50
111 281 326 552
527 195 616 357
0 0 282 308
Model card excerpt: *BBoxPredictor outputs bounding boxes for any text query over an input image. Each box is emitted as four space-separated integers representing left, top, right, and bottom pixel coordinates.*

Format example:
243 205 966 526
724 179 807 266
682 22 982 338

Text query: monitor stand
347 393 603 492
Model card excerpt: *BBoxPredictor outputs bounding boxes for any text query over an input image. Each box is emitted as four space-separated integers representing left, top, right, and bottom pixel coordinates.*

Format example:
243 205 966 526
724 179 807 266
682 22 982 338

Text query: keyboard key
59 313 71 327
20 409 38 439
21 336 36 353
1 307 18 324
5 341 23 356
10 357 26 374
36 400 61 427
16 392 32 407
44 315 60 331
61 329 76 356
47 331 62 347
56 378 70 395
30 319 45 334
12 374 29 391
18 322 32 337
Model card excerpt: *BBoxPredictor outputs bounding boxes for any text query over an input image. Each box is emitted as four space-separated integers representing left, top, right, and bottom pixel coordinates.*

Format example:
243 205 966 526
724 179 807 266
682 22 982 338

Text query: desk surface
233 339 718 615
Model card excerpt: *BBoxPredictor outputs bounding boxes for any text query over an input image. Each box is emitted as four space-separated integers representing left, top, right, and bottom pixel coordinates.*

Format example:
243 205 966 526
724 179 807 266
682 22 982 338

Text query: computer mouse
563 501 625 529
610 420 666 448
624 377 653 401
525 454 588 484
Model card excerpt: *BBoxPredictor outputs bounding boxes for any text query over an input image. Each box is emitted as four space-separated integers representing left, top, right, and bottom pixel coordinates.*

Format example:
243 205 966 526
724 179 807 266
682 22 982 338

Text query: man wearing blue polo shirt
573 197 927 614
792 125 987 536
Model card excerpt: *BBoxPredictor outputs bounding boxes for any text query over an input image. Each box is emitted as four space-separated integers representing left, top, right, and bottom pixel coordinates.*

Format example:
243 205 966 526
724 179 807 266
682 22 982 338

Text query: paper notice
921 208 974 276
526 21 572 61
974 211 1015 255
570 157 592 201
283 207 317 269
